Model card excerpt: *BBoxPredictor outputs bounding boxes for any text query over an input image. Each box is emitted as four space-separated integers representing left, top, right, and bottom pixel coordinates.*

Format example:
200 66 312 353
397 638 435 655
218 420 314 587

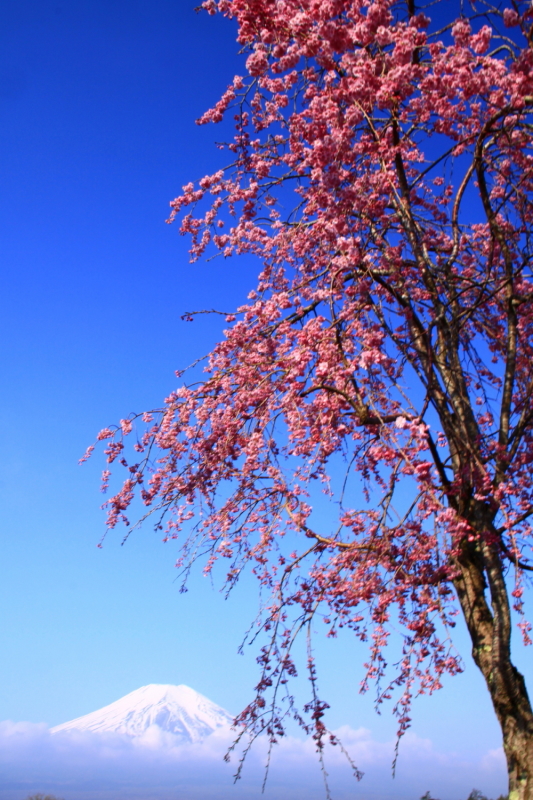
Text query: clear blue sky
0 2 528 798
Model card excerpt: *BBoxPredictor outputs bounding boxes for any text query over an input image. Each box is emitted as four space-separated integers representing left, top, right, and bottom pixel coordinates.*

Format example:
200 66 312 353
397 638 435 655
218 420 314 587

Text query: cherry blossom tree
86 0 533 796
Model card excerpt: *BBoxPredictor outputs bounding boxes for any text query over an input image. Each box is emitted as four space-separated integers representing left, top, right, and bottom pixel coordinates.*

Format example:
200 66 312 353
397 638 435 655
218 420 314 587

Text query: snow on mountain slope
51 684 233 742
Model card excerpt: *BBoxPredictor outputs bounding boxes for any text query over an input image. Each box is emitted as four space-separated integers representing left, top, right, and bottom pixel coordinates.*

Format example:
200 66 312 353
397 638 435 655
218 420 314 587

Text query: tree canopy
87 0 533 796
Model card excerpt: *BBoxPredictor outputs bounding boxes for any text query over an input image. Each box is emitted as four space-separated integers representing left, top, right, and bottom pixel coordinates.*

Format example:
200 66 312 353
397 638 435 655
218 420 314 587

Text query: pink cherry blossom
87 1 533 796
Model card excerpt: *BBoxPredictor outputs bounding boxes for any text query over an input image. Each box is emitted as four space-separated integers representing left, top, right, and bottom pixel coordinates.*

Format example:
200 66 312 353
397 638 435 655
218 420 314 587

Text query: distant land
51 684 233 742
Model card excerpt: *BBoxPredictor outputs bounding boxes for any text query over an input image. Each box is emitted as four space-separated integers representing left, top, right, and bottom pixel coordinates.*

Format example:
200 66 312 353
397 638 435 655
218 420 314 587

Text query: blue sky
0 1 528 798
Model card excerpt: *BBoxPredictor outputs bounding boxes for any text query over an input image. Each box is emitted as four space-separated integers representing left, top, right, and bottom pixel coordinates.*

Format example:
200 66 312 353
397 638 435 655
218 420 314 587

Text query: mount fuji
50 684 234 743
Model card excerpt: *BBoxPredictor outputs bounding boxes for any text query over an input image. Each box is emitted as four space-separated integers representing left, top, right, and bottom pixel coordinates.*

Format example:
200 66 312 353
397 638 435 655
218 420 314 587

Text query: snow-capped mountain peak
51 684 233 742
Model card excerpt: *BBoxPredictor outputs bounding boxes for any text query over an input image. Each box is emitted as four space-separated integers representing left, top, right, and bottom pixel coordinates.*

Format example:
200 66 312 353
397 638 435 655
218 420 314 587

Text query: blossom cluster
90 0 533 760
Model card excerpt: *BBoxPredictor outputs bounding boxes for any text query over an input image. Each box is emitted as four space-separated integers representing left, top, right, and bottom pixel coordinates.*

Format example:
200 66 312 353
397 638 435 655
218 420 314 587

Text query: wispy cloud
0 720 506 800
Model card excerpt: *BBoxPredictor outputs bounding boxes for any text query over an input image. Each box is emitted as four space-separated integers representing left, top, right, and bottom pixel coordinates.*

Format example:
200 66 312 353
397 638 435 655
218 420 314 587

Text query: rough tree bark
453 520 533 800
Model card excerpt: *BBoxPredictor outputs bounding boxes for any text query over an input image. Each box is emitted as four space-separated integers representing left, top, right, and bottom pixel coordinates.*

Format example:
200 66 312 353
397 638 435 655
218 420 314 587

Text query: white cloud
0 720 507 800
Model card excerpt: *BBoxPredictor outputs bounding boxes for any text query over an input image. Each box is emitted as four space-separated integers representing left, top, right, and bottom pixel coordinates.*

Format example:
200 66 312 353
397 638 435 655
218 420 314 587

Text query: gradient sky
0 2 530 798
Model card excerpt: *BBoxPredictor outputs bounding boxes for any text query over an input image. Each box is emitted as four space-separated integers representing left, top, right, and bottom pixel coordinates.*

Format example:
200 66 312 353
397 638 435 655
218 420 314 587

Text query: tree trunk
452 520 533 800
